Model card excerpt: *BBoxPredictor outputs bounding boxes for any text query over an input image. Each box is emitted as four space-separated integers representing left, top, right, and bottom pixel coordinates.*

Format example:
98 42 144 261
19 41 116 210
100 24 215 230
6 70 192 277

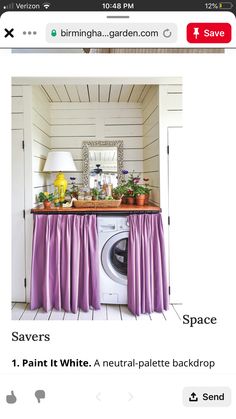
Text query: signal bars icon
3 3 14 9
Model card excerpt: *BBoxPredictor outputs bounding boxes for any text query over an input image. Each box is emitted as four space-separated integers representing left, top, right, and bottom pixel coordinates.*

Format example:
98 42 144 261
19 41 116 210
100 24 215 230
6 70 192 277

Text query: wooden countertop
31 204 160 215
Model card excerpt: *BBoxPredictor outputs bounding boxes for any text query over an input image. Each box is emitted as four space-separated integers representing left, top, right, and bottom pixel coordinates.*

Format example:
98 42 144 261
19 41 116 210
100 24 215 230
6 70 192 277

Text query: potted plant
38 191 55 209
134 185 146 206
112 186 121 199
112 184 127 203
91 188 100 200
121 196 127 204
121 171 141 204
69 177 79 199
124 171 140 187
126 189 135 205
143 186 152 204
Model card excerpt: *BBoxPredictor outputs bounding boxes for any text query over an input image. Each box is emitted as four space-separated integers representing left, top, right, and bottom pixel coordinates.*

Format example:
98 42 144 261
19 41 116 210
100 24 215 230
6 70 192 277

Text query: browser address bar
46 23 177 43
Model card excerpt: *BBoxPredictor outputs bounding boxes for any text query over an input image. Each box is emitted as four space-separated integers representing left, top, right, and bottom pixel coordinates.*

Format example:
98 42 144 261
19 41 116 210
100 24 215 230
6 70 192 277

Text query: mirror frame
82 140 124 187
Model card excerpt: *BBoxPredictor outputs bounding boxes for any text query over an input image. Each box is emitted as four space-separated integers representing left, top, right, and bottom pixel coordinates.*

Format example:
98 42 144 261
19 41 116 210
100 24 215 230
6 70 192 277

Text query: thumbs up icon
6 391 17 404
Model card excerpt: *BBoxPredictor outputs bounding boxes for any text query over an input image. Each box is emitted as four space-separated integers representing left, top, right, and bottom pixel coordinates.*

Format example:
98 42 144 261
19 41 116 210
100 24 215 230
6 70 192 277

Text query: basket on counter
73 199 122 208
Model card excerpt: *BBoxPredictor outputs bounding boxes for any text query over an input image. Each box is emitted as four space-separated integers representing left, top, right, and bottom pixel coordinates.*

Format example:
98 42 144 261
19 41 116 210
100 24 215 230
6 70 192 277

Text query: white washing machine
97 216 129 304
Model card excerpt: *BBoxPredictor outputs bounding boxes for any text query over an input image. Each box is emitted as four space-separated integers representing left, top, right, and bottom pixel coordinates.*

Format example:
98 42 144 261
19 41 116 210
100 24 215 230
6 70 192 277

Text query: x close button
4 28 14 38
187 23 231 43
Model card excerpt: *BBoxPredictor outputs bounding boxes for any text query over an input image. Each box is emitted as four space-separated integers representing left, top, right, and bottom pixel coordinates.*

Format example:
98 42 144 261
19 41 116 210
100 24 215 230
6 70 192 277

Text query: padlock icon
51 29 57 37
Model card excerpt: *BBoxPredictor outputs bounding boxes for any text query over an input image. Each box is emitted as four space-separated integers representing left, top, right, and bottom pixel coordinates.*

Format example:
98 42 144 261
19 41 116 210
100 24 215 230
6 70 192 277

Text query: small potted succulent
38 191 55 209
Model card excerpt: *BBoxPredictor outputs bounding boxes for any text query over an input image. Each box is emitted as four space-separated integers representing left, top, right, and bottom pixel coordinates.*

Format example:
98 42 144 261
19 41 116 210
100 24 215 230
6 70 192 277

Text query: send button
183 387 231 407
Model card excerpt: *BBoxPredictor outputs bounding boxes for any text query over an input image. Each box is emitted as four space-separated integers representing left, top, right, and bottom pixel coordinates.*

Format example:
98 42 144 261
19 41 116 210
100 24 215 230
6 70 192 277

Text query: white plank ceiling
89 149 117 163
41 84 150 103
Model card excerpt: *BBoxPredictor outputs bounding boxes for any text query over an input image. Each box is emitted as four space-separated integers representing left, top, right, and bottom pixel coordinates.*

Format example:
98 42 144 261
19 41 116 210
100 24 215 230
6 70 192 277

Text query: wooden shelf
31 204 161 215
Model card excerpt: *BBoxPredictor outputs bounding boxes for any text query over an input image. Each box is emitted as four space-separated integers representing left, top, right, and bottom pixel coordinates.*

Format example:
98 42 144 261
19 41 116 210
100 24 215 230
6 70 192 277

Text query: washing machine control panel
97 216 129 233
119 219 129 230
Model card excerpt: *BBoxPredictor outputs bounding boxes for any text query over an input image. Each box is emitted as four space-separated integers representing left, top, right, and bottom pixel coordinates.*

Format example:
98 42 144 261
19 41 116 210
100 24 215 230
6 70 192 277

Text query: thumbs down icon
35 390 46 403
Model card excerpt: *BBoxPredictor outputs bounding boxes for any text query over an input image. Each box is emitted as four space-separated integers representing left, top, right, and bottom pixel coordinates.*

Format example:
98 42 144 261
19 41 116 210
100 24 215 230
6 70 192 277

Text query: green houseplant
91 188 100 200
112 184 127 201
38 191 55 209
115 170 152 206
134 185 146 206
125 189 135 205
121 170 140 204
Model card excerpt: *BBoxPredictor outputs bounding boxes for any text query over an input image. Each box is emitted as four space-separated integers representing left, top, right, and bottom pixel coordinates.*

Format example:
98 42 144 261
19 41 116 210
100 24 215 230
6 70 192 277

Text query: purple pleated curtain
127 214 169 316
30 214 100 313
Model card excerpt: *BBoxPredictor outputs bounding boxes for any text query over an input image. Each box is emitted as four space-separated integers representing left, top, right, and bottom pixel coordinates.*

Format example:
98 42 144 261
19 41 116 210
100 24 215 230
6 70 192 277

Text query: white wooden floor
11 302 182 321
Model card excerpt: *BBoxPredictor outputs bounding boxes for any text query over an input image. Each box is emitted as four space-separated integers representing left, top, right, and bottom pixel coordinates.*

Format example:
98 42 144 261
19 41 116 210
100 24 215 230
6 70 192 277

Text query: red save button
187 23 231 43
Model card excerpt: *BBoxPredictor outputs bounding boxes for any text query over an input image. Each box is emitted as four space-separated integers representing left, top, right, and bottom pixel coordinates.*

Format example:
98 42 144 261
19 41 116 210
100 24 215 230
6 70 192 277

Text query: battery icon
219 2 234 9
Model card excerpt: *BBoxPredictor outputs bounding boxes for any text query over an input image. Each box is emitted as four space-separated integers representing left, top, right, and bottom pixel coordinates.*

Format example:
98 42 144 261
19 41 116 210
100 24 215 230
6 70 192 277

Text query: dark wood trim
31 204 161 215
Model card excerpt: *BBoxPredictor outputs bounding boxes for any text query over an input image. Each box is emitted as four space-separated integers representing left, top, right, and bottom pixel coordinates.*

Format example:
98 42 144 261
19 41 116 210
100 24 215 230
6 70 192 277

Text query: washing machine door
101 231 128 286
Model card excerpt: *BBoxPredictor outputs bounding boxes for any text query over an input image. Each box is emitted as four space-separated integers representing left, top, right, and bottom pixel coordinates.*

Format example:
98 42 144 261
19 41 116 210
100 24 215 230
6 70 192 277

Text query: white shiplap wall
13 84 183 209
32 86 51 204
50 102 143 185
142 86 160 205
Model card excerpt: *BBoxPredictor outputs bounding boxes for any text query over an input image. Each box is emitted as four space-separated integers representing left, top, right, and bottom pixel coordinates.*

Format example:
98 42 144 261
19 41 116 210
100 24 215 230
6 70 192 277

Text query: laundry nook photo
11 77 183 321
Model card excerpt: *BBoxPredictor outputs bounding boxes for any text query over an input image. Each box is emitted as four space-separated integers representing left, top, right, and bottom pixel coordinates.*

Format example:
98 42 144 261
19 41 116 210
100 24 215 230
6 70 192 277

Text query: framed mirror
82 140 124 188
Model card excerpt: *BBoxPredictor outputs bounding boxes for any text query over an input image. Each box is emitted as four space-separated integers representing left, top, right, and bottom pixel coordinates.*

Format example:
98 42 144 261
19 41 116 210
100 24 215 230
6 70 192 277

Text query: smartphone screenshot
0 0 236 417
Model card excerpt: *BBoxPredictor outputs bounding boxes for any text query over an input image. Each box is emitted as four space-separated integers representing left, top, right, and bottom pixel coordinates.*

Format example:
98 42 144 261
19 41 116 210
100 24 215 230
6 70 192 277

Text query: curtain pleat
30 214 100 313
127 214 169 315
